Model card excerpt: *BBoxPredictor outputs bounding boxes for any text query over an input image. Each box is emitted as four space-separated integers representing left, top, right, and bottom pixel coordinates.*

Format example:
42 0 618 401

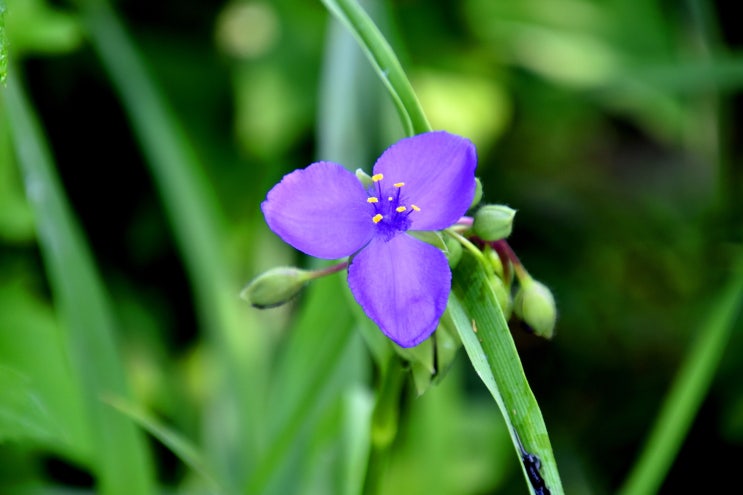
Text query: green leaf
104 396 232 495
619 254 743 495
1 0 7 84
3 71 155 495
320 0 431 136
0 280 89 456
77 1 273 485
4 0 83 57
246 274 362 495
0 366 65 445
450 252 564 495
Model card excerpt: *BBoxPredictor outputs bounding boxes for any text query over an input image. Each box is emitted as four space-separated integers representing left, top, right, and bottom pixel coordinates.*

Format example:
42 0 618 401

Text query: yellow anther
396 206 407 213
388 196 393 201
372 214 383 224
372 173 384 182
411 204 421 212
367 197 379 203
393 182 405 188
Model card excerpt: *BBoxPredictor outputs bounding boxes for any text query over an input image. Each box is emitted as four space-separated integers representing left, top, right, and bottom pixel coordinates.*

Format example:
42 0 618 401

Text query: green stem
311 260 350 279
493 239 532 285
365 360 406 495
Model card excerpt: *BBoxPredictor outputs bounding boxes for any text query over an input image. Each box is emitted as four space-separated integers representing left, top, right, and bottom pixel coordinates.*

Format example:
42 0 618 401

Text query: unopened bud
513 280 556 339
443 233 463 268
472 205 516 241
484 246 504 280
240 267 312 308
489 274 512 320
469 178 483 210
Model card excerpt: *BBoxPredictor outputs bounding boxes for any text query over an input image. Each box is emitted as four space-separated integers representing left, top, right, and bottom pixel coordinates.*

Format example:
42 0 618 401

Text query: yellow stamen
393 182 405 188
388 196 393 201
411 204 421 212
396 206 407 213
372 214 383 224
372 173 384 182
367 197 379 203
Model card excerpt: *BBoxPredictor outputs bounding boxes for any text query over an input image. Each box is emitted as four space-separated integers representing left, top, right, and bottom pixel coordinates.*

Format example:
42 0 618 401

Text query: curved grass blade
320 0 431 136
618 255 743 495
77 0 272 484
3 71 155 495
105 395 233 495
449 252 564 495
245 274 358 495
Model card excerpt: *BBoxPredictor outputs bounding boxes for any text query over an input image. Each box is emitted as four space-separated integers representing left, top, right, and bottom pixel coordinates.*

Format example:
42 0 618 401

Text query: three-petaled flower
261 131 477 347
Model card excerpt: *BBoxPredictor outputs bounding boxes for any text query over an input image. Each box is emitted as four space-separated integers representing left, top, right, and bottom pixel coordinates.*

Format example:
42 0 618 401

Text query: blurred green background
1 0 742 494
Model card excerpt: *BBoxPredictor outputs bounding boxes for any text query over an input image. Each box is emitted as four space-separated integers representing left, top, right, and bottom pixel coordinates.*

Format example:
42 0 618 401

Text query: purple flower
261 131 477 347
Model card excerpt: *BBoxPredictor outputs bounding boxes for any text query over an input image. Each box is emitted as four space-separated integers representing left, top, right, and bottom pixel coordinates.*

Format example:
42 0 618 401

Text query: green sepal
469 177 483 210
355 168 373 189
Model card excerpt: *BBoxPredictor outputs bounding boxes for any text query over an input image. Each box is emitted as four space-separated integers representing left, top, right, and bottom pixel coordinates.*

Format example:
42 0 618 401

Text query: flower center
365 173 420 241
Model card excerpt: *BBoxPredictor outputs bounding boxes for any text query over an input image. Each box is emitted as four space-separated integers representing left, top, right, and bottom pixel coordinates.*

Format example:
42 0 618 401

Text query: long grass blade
320 0 431 136
105 395 233 495
76 0 271 485
619 255 743 495
0 0 6 84
3 71 155 495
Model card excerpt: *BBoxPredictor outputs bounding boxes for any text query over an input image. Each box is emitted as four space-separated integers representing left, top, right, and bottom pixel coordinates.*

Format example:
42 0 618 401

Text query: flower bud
489 274 512 320
513 280 556 339
469 177 483 209
240 267 312 309
443 233 463 268
472 205 516 241
483 245 505 280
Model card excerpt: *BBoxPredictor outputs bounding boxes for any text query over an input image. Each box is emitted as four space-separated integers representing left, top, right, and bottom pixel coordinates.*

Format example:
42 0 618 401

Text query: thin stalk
493 239 532 284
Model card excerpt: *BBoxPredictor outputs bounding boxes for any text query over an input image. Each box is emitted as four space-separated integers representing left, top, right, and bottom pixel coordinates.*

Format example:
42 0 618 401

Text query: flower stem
310 260 350 279
492 239 532 286
446 229 487 265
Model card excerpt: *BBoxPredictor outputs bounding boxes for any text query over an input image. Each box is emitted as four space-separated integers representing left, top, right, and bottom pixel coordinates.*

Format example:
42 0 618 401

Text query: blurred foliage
1 0 742 494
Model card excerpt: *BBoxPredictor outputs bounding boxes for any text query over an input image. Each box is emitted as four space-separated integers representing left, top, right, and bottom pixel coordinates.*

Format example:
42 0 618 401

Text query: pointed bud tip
473 204 516 241
514 280 556 339
240 267 311 309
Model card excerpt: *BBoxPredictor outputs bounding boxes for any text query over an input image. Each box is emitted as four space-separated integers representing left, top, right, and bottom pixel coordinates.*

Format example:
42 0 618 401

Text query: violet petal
262 162 374 259
347 234 451 347
372 131 477 231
